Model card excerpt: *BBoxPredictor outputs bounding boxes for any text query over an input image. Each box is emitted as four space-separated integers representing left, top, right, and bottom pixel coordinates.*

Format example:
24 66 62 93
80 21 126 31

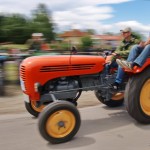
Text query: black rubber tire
38 101 81 144
125 67 150 124
25 101 40 117
94 90 124 107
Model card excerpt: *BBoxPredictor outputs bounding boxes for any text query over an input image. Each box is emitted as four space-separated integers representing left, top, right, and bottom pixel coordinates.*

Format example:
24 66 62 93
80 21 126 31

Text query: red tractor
20 54 150 144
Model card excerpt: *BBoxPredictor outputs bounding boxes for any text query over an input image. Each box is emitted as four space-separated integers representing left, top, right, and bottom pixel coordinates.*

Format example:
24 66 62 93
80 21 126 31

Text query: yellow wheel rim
112 92 124 100
140 79 150 116
31 101 45 113
46 110 76 138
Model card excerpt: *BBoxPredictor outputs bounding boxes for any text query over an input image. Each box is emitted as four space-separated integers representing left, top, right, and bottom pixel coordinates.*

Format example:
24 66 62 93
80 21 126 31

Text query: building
91 34 122 49
59 29 89 45
59 29 122 50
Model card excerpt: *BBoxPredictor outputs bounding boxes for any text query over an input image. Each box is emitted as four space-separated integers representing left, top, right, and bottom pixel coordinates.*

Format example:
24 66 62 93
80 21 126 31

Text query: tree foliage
31 4 55 42
0 14 29 43
0 3 55 44
81 36 93 48
85 29 96 35
132 32 144 41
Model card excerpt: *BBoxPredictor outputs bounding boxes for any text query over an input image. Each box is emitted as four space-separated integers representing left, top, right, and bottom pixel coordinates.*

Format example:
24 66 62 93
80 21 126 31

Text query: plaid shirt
113 35 140 60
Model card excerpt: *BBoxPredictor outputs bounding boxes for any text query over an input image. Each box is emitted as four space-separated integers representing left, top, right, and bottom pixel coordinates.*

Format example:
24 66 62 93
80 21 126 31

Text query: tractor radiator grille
20 65 27 91
40 64 95 72
20 65 26 81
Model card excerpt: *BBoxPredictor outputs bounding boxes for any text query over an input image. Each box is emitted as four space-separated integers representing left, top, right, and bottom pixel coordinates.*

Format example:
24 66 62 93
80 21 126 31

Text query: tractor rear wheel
94 90 124 107
25 101 45 117
38 101 81 144
125 67 150 124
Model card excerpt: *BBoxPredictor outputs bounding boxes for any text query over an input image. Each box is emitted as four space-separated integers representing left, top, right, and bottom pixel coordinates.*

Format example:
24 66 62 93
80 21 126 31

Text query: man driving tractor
106 27 141 89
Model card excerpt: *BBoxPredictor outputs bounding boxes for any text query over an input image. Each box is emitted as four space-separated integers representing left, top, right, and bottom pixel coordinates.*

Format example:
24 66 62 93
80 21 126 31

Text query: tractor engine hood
20 55 105 99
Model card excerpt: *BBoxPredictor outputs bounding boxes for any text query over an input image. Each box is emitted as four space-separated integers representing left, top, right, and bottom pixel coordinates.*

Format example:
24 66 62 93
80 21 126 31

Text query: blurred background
0 2 147 96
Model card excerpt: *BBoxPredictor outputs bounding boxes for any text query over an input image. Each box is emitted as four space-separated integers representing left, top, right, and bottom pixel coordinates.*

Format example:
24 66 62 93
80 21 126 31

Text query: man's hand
145 38 150 46
140 38 150 47
139 41 145 47
112 52 117 56
112 53 121 58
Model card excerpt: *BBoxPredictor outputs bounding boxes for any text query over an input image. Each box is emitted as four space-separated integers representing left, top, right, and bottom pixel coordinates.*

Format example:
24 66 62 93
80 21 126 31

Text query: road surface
0 86 150 150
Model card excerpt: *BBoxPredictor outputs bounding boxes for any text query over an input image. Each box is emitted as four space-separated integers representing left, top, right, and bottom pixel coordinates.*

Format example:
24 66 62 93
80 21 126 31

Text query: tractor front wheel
38 101 81 144
25 101 45 117
125 67 150 124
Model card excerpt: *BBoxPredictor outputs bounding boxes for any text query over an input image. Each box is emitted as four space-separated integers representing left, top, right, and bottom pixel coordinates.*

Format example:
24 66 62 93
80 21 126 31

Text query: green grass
0 44 28 51
4 62 19 81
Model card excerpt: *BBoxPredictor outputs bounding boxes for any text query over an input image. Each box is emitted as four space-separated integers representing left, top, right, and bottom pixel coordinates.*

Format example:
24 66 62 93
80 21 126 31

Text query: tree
0 14 30 43
31 3 55 42
81 36 93 50
103 32 114 35
0 3 56 44
85 29 96 35
132 32 144 41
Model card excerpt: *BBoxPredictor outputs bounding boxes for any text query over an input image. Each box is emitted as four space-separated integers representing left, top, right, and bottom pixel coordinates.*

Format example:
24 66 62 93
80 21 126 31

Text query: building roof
92 35 122 41
60 29 89 37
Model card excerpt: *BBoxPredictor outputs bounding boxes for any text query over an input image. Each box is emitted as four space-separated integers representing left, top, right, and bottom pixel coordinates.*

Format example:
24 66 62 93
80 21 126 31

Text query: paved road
1 103 150 150
0 87 100 114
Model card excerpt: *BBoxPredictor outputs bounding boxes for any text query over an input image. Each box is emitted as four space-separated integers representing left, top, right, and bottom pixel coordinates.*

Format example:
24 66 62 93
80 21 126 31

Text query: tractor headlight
20 78 26 91
34 82 42 92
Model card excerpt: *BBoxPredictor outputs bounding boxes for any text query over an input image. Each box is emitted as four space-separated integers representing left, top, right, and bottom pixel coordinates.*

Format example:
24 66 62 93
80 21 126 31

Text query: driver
108 27 141 90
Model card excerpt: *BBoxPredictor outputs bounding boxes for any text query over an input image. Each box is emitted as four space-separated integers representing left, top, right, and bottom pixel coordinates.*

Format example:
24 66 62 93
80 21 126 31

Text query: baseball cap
120 27 132 33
